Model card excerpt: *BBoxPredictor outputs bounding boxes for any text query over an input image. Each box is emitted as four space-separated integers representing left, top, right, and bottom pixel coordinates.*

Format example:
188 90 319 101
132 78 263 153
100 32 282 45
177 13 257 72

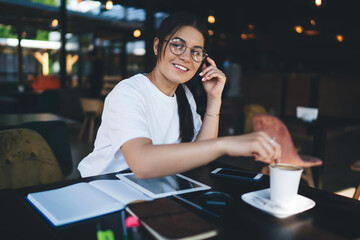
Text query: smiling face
151 26 205 95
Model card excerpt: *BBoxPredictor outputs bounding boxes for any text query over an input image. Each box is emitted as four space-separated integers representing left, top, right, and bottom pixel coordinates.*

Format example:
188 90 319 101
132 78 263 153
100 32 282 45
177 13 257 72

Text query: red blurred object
29 75 60 92
125 216 140 228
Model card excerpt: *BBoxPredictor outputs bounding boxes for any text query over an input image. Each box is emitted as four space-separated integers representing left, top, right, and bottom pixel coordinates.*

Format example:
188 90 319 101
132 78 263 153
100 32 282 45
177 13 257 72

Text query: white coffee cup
269 163 303 209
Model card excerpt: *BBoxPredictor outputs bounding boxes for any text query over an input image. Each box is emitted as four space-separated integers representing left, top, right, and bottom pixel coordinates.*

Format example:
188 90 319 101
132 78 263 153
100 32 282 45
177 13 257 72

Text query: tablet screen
116 173 211 198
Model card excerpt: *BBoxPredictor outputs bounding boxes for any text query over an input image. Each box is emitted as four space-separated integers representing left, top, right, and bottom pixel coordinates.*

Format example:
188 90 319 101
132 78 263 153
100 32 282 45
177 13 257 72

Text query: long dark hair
155 12 209 142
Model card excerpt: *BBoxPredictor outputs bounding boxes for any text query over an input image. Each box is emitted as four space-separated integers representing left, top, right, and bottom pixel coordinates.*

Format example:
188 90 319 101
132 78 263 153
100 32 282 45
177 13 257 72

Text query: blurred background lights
51 19 58 28
105 0 113 10
336 34 344 42
208 15 215 24
294 25 303 34
315 0 322 7
133 29 141 38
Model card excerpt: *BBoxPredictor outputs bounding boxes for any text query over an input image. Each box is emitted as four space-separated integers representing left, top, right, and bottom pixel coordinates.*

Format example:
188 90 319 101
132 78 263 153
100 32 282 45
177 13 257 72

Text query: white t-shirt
78 73 202 177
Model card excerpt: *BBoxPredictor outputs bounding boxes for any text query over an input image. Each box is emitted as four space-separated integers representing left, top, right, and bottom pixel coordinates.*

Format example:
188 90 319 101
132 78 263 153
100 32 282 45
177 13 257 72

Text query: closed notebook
126 197 218 240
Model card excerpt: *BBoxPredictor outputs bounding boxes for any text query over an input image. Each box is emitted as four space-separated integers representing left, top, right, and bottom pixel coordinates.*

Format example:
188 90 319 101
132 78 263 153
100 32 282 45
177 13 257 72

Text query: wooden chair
0 129 64 190
350 160 360 200
78 98 104 144
252 114 323 187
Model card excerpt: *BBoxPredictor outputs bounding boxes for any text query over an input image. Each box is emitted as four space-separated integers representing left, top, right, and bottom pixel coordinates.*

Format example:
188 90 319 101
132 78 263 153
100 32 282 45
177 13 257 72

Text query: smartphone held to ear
211 168 264 182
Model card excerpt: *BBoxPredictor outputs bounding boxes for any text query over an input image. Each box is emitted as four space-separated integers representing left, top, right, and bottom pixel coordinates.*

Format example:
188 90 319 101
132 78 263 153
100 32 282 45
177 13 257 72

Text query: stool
350 160 360 200
78 98 104 144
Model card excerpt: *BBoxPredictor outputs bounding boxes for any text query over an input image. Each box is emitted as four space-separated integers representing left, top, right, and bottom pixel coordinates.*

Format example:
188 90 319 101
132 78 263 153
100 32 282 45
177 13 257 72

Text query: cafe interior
0 0 360 200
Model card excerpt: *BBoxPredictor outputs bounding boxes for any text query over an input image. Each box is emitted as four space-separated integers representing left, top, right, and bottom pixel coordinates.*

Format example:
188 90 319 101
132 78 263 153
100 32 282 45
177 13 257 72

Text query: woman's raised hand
199 57 226 100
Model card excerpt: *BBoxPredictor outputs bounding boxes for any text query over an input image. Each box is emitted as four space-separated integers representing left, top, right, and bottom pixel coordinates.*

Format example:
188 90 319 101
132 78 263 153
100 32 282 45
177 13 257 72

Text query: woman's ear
153 37 160 56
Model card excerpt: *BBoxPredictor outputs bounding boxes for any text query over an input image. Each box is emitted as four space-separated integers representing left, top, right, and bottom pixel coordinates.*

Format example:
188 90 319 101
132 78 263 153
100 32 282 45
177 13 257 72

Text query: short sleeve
102 84 150 156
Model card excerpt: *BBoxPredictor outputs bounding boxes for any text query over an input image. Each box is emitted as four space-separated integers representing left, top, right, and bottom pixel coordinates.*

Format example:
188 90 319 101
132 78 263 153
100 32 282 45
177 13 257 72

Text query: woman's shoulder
106 74 148 101
109 74 147 93
118 73 148 88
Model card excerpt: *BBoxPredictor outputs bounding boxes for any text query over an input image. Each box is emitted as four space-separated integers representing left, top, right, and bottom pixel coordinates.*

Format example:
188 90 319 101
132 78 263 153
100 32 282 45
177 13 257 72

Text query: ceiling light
336 34 344 42
51 19 59 27
294 25 303 34
208 15 215 24
315 0 322 7
105 0 113 10
133 29 141 38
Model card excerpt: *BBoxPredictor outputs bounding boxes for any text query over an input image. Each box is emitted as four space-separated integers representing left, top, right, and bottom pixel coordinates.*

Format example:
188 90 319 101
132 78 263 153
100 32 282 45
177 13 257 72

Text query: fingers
200 56 215 72
199 57 225 82
252 132 281 163
200 68 225 82
205 56 217 67
259 138 276 162
267 136 281 160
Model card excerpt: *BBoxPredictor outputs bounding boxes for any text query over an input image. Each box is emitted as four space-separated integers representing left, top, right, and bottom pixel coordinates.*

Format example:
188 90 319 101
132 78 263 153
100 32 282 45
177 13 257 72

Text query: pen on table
120 210 128 240
172 194 220 218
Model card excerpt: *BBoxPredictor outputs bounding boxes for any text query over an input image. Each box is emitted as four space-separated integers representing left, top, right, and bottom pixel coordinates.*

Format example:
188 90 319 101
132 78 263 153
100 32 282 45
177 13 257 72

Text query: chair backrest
243 104 267 134
0 129 64 190
17 120 73 177
80 98 104 116
252 114 303 165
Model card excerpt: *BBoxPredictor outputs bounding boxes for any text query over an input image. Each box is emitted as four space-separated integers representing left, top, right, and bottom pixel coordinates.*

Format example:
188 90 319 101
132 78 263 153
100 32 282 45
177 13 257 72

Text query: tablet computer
116 173 211 199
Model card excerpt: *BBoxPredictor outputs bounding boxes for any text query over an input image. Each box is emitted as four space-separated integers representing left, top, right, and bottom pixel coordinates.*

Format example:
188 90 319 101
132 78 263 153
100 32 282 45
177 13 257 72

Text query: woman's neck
147 69 178 97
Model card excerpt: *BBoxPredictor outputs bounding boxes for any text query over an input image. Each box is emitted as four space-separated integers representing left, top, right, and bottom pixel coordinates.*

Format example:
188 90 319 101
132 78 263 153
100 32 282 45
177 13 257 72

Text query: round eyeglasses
165 38 207 62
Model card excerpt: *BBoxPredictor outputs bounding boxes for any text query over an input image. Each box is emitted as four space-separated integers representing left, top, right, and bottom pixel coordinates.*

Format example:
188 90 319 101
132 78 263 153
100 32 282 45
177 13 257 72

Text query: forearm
122 137 225 179
123 131 282 179
196 98 221 140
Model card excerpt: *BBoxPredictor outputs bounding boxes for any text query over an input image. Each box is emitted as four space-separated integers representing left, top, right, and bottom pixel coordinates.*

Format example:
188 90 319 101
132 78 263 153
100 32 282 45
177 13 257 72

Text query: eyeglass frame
164 38 208 62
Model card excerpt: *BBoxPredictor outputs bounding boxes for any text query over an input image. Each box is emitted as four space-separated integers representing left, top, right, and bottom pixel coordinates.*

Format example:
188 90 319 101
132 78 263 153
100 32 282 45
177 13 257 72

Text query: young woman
78 12 281 178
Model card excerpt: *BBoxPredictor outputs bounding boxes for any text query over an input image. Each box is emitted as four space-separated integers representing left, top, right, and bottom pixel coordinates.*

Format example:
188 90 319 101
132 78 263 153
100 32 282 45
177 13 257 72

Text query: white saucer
241 188 315 218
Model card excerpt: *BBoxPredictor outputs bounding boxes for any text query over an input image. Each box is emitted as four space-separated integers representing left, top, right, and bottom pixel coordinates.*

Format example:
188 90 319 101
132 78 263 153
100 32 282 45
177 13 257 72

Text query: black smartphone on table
211 168 264 182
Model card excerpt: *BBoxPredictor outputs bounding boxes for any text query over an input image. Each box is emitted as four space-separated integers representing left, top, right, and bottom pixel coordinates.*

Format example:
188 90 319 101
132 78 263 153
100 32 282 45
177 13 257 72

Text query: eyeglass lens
169 39 206 62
